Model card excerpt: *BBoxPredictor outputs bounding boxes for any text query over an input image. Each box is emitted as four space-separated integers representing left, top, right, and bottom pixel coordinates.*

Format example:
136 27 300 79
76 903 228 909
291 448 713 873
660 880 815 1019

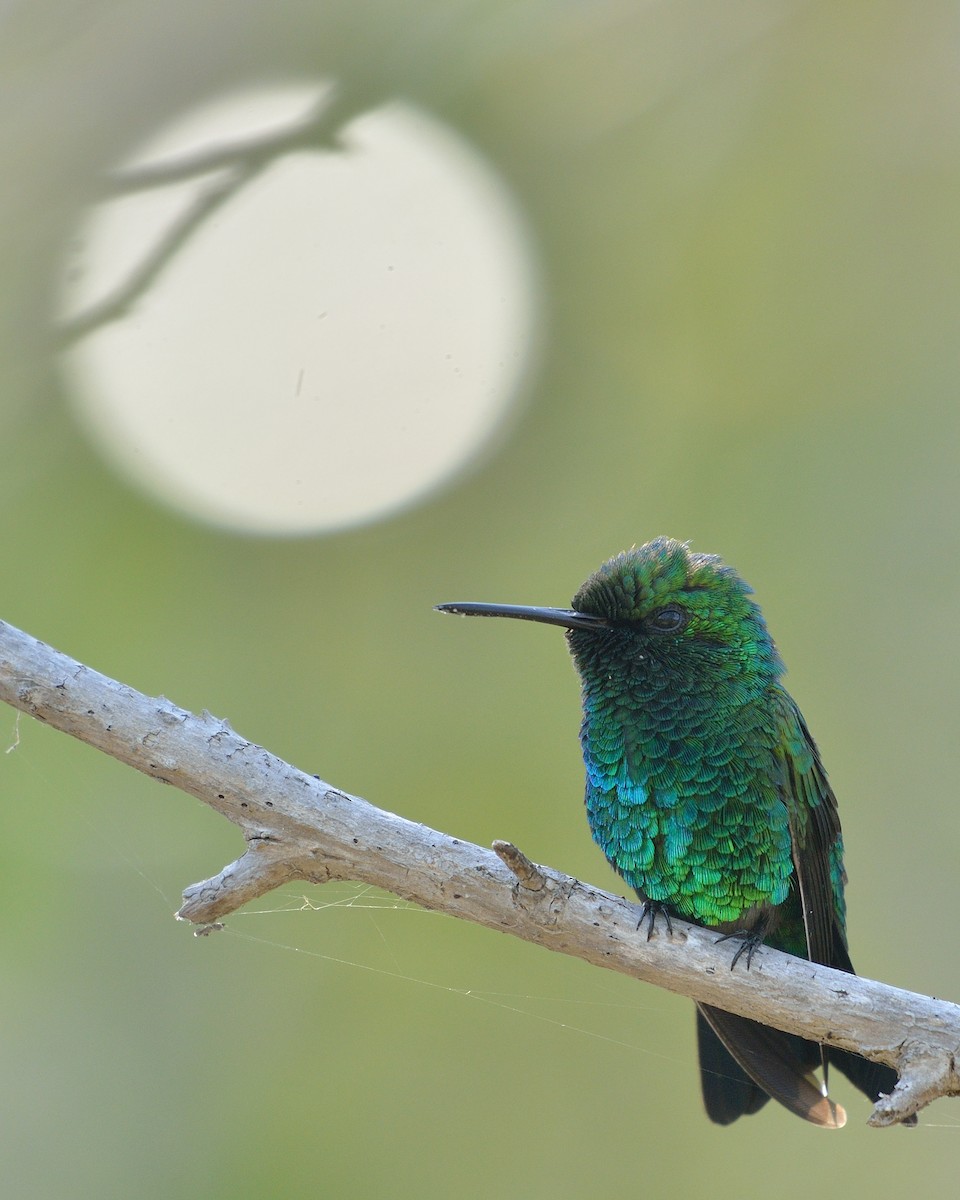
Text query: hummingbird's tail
696 1004 846 1128
697 1003 913 1127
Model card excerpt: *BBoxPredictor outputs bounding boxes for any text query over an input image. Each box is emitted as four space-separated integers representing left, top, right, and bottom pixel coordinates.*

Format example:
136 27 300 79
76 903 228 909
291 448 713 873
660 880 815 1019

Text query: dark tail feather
697 1004 846 1128
829 1047 896 1102
696 1008 769 1124
828 1048 916 1125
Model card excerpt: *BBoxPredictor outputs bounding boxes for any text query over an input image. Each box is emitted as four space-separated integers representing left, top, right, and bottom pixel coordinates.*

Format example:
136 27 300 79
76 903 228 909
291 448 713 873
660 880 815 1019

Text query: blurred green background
2 2 959 1197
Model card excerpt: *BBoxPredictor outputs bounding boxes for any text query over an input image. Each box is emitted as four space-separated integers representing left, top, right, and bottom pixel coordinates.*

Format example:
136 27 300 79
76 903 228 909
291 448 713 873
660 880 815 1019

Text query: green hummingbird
438 536 903 1127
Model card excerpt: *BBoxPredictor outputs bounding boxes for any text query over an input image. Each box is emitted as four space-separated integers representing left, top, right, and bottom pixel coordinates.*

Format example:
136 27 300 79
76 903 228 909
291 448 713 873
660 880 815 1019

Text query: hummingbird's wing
774 689 848 970
773 689 910 1117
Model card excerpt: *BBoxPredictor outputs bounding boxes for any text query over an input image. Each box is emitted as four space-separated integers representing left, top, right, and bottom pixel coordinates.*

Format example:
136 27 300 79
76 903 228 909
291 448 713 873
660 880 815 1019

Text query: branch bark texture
1 617 956 1126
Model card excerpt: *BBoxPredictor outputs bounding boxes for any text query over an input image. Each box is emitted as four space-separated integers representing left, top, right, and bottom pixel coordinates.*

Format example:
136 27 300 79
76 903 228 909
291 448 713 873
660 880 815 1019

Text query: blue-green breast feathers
579 679 797 928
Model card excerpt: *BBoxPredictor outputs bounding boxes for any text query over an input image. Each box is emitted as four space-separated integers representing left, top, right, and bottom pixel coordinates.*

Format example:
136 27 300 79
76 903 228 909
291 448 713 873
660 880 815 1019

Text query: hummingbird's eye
647 605 687 634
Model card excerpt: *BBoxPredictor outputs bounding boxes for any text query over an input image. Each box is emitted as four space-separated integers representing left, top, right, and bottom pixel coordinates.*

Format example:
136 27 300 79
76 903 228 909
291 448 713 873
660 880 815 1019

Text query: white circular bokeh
60 83 539 534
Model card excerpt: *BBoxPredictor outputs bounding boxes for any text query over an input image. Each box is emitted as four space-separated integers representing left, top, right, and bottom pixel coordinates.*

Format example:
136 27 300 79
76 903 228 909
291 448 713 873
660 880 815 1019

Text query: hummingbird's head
437 537 782 691
567 537 783 687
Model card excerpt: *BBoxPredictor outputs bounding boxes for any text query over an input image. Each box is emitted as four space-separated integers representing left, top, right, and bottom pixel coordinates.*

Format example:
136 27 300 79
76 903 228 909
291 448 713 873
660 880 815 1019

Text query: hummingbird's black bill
435 602 609 632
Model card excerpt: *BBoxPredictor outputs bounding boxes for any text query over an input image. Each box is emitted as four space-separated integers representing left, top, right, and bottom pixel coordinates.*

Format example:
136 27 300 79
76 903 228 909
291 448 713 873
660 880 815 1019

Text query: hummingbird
438 536 903 1127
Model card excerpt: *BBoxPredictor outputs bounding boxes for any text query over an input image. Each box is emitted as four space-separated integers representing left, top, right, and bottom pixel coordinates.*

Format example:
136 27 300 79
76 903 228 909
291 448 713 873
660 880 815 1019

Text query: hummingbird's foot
637 900 673 940
715 928 765 970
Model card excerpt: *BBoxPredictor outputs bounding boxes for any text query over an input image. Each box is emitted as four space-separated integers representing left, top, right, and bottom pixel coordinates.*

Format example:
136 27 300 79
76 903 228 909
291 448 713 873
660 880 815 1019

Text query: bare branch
58 167 251 345
0 615 956 1126
105 93 342 194
57 88 370 346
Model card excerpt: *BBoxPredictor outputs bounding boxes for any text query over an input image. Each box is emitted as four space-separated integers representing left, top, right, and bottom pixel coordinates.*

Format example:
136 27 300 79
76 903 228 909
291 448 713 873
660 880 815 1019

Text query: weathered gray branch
0 616 956 1127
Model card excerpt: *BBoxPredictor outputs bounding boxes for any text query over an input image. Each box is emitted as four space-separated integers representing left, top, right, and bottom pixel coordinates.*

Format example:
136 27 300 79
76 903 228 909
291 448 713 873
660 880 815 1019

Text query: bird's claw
637 900 673 940
714 928 764 970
